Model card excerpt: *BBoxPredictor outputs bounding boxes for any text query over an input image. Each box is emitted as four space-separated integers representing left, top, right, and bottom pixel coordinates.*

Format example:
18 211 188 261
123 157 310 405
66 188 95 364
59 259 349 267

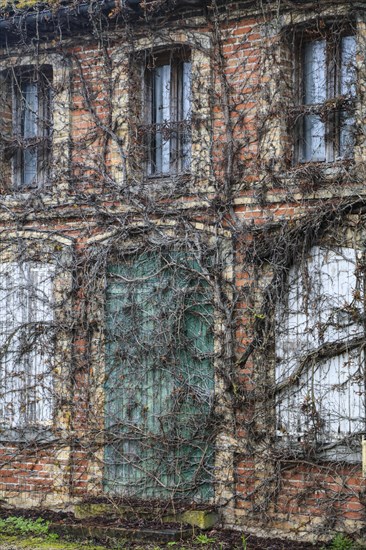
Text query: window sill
273 159 356 192
0 425 59 444
275 434 361 463
0 185 70 208
0 180 54 195
144 171 192 182
293 159 354 170
126 171 193 196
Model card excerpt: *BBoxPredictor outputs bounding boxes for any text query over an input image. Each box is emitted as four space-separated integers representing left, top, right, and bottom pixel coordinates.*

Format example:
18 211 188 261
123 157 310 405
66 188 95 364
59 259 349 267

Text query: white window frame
0 231 73 439
0 261 55 428
275 246 365 453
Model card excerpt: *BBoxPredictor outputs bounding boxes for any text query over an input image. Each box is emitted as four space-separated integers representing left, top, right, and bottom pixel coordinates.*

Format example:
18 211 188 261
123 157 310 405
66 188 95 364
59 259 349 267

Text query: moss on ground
0 0 67 12
0 535 109 549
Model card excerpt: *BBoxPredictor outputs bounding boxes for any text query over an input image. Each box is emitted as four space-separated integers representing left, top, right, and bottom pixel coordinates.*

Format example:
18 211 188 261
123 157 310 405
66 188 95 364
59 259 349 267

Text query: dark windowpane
302 114 326 162
22 148 37 187
12 68 52 189
21 81 38 139
339 111 355 159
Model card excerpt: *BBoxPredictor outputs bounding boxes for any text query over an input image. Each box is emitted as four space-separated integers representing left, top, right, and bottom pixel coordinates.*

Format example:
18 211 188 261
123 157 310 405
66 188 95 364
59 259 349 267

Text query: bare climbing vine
0 0 365 538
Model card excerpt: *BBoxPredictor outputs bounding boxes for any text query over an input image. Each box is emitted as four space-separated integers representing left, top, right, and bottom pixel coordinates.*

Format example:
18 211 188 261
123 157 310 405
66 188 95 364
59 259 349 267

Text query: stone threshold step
74 503 218 531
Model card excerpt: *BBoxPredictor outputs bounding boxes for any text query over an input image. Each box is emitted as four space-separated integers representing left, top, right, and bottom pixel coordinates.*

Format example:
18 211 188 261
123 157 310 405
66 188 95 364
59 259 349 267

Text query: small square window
144 50 191 176
296 31 356 163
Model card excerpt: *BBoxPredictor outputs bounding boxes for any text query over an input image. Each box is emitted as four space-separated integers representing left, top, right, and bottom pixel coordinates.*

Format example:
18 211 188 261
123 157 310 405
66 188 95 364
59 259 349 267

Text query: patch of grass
0 533 109 549
0 0 61 10
0 517 113 550
321 534 355 550
0 516 58 540
195 533 216 544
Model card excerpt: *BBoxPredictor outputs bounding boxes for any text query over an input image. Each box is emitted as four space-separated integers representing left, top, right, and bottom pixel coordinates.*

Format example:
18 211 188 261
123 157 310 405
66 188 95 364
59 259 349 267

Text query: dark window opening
12 66 53 189
144 50 191 176
295 31 356 163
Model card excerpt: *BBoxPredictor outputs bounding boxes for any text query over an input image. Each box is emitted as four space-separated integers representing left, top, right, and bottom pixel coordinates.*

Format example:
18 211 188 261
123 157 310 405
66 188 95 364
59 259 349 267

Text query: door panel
104 252 214 500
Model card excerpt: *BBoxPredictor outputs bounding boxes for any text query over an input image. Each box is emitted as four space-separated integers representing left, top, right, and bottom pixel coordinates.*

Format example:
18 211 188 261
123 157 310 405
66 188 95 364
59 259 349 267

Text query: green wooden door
104 252 214 500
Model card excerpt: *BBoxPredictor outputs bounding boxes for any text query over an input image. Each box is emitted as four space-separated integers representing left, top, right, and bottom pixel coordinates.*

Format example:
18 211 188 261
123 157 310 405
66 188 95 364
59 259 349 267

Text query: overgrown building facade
0 0 365 541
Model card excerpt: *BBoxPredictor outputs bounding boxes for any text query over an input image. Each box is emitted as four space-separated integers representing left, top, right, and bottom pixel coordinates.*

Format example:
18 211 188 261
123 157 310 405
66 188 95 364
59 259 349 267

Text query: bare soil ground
0 537 321 550
0 531 325 550
195 530 319 549
0 507 333 549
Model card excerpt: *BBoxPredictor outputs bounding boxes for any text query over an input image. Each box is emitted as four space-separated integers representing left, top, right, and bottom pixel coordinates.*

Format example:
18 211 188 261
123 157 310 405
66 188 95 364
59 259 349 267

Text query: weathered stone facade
0 0 365 541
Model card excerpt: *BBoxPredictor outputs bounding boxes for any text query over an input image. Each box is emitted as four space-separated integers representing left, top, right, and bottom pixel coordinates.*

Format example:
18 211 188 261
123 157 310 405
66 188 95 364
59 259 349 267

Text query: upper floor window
296 32 356 163
12 67 52 189
145 50 191 176
0 65 52 191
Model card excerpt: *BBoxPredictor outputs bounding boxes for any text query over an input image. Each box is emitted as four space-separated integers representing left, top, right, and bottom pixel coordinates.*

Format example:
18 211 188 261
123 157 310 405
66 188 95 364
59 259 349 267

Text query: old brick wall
0 0 365 540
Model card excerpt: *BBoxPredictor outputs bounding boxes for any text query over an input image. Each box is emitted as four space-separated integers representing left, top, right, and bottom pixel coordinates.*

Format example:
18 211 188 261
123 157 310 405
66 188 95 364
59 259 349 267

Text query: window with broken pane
296 32 356 163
